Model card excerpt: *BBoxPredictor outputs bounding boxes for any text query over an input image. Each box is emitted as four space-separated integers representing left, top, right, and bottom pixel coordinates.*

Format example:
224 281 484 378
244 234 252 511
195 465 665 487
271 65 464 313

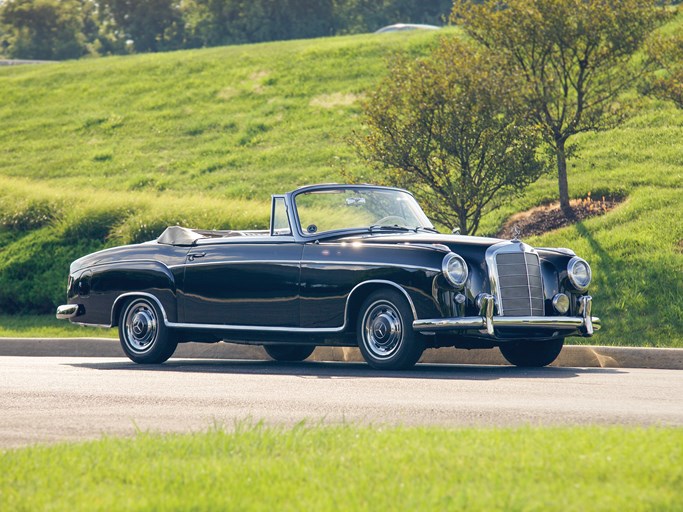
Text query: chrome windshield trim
290 184 434 239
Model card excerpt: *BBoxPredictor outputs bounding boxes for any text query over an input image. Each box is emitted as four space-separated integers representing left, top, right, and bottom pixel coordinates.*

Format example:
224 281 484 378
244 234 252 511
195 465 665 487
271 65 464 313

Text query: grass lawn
0 18 681 346
1 425 681 511
0 315 115 338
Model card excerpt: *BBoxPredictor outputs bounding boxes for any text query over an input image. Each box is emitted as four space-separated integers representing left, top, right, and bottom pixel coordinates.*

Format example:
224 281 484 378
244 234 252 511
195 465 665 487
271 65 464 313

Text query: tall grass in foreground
1 425 681 511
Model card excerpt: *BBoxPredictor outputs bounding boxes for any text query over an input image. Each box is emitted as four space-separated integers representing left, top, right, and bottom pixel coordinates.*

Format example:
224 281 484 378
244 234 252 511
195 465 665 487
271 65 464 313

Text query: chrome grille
495 252 544 316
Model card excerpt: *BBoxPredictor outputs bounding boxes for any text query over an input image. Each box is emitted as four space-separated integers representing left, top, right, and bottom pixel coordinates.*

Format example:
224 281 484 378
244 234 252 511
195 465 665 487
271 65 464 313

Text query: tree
645 31 683 108
99 0 184 53
181 0 336 48
0 24 8 56
451 0 670 217
356 37 545 235
0 0 89 60
331 0 452 34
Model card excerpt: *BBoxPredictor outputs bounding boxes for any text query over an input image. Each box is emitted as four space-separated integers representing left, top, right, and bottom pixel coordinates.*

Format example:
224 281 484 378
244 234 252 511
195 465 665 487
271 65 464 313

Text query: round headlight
442 253 468 288
567 257 592 291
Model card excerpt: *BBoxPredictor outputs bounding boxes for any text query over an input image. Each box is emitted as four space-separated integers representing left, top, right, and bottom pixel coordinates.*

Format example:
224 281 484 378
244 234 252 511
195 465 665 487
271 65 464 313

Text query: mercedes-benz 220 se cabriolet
57 184 600 369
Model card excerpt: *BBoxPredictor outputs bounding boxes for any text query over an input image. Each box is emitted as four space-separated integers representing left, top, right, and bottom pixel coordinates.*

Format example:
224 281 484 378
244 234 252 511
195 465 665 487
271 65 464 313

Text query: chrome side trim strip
306 260 439 273
108 280 418 334
79 258 173 272
169 259 440 272
169 259 299 269
166 321 345 333
73 322 111 328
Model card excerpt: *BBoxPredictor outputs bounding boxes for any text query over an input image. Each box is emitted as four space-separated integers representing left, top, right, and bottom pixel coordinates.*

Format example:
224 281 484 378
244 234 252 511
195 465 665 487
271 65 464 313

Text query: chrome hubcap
124 302 157 353
363 301 403 359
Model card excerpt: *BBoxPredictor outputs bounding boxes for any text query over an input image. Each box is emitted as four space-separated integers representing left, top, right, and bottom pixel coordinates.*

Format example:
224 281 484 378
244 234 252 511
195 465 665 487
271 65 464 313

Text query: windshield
294 187 434 235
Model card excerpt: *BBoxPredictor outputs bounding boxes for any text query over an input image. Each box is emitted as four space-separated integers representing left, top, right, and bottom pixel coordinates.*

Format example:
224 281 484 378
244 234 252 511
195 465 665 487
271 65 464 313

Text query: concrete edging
0 338 681 370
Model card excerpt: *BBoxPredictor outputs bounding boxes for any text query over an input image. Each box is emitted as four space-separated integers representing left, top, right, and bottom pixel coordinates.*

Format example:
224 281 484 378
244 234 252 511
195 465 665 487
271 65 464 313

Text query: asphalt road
2 356 682 448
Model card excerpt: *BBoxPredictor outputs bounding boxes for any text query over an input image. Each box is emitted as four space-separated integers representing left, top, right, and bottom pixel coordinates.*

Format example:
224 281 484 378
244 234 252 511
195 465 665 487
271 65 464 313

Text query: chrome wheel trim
123 301 158 354
362 300 403 360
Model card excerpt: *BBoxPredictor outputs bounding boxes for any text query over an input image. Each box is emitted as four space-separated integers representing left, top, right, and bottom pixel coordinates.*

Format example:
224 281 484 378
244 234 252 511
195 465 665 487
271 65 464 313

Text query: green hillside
0 27 681 346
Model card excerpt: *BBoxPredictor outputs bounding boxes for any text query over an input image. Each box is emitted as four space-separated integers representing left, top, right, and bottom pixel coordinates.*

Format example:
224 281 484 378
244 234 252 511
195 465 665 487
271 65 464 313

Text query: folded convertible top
157 226 259 245
156 226 204 246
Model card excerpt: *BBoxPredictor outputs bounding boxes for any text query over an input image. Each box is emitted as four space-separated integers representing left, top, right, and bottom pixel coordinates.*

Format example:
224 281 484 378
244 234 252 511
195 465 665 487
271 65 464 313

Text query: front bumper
413 295 600 338
56 304 84 320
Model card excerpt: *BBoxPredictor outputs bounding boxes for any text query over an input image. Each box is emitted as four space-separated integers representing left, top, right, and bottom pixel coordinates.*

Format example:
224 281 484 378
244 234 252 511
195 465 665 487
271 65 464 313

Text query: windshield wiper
368 225 413 233
368 225 440 234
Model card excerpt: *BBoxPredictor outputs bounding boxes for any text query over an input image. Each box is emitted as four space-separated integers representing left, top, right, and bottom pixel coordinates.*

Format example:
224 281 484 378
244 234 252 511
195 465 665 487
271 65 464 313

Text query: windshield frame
289 184 434 240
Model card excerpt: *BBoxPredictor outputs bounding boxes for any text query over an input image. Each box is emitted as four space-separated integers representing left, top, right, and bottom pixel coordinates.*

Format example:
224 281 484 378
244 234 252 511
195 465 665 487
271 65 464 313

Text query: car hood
340 232 575 261
340 232 506 251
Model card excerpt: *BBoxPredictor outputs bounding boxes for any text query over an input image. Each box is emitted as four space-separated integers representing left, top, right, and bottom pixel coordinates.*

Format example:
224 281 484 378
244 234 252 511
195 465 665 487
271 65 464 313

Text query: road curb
0 338 681 369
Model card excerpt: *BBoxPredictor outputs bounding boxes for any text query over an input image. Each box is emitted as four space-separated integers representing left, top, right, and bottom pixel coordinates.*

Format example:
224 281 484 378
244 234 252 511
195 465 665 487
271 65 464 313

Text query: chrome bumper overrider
56 304 83 320
412 295 600 337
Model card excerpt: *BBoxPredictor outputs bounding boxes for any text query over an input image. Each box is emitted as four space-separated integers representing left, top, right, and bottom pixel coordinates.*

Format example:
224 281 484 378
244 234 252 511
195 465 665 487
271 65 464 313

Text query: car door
179 240 303 327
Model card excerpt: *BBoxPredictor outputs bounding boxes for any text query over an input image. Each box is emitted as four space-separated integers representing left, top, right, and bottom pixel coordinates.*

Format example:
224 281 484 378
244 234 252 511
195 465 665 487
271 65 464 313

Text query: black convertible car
57 184 600 369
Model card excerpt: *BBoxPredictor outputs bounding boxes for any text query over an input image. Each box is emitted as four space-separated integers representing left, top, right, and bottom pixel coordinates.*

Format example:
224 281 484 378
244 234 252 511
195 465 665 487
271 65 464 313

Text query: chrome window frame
270 195 293 236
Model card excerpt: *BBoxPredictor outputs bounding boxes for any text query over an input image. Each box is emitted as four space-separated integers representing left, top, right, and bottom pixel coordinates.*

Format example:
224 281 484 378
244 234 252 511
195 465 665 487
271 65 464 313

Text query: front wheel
119 297 178 364
499 338 564 368
356 289 424 370
264 344 315 362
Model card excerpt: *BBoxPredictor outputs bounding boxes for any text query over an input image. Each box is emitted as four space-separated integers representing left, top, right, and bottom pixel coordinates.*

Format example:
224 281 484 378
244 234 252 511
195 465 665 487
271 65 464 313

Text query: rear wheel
356 289 423 370
264 344 315 362
118 297 178 364
499 338 564 367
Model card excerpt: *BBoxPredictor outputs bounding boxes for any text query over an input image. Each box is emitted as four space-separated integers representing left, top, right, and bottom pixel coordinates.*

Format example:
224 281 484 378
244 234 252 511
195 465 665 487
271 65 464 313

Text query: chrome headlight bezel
567 257 592 292
442 253 468 289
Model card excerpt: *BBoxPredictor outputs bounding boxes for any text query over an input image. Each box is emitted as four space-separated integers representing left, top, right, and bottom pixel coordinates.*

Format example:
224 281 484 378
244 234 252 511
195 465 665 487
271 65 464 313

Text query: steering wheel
375 216 407 226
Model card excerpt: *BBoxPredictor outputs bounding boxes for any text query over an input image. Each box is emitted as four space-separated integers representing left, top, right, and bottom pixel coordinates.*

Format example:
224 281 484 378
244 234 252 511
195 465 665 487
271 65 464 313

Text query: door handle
188 252 206 261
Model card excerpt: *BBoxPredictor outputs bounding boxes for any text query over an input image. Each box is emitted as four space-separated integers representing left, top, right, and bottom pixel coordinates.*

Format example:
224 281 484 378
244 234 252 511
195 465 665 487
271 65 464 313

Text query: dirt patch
247 70 271 93
249 70 269 81
310 92 362 108
497 193 624 239
216 87 238 100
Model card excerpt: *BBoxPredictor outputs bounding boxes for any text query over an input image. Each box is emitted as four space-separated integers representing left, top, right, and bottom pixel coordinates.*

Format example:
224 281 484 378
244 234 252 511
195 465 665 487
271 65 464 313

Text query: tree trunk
458 209 468 236
555 140 573 218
